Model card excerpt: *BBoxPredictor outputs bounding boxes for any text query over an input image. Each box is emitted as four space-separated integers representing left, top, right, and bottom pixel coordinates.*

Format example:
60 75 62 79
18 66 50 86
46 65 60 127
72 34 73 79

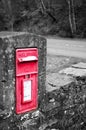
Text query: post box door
16 48 38 114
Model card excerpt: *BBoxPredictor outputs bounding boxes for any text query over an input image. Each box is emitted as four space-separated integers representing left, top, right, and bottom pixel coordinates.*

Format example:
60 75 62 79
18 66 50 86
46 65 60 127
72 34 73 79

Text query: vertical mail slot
16 48 38 114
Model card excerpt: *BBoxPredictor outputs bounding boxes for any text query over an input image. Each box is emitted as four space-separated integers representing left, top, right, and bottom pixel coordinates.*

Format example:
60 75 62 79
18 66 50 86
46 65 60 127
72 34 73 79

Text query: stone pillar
0 32 46 130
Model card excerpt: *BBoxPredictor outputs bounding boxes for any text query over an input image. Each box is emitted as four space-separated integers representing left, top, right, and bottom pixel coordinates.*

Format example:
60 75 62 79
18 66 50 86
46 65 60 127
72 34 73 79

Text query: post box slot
18 56 38 62
25 74 30 79
16 72 38 77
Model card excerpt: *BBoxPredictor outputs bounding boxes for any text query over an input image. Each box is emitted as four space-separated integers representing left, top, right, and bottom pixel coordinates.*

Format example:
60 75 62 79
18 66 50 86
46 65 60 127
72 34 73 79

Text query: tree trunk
2 0 14 31
67 0 76 36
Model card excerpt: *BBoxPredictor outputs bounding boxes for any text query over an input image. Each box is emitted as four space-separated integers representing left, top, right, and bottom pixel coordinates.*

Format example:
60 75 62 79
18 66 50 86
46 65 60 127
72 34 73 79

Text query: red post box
16 48 38 114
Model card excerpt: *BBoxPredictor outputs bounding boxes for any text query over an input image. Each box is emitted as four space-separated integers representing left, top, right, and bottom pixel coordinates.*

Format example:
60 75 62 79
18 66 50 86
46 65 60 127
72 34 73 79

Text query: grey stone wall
44 59 86 130
0 32 46 130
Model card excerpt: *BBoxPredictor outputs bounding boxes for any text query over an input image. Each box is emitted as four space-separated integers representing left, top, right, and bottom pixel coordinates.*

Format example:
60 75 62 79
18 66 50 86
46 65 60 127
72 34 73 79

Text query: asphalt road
47 38 86 59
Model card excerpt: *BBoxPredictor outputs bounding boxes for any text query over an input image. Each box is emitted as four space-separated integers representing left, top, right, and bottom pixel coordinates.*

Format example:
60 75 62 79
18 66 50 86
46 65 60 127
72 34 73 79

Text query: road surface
47 38 86 59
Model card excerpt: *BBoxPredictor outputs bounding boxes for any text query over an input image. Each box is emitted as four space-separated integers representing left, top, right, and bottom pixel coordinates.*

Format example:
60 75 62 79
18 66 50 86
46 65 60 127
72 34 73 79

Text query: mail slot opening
25 74 30 79
18 56 38 62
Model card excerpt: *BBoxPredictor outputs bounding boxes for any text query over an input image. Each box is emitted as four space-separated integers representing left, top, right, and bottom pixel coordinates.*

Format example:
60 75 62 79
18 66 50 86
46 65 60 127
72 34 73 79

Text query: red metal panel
16 48 38 114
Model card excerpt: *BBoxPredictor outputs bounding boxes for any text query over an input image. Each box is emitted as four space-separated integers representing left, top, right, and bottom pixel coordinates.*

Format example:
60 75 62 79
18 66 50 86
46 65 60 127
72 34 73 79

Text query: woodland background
0 0 86 38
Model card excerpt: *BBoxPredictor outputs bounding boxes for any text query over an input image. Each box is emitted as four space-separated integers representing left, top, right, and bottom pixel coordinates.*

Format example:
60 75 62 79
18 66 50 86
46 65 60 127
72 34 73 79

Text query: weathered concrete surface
72 62 86 69
0 32 46 130
59 62 86 77
46 73 74 92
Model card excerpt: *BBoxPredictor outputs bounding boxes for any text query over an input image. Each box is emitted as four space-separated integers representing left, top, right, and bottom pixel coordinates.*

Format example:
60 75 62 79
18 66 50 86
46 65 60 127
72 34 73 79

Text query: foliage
0 0 86 38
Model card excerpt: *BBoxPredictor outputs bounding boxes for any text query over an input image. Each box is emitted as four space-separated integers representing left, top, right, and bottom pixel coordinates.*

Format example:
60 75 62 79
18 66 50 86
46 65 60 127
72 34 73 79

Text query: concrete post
0 32 46 130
